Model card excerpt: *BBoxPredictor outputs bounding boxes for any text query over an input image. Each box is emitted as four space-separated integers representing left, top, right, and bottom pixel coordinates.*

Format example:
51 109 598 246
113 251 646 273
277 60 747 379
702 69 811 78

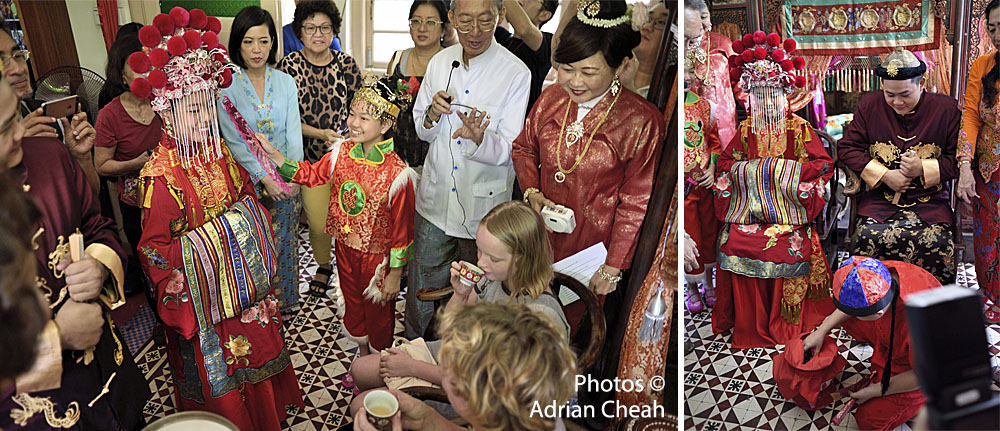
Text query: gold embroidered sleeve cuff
921 159 940 187
86 243 125 310
860 160 889 188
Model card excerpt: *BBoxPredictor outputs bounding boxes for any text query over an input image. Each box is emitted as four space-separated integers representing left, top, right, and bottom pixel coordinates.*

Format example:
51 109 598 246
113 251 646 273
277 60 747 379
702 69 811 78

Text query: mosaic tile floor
684 258 1000 431
125 227 399 430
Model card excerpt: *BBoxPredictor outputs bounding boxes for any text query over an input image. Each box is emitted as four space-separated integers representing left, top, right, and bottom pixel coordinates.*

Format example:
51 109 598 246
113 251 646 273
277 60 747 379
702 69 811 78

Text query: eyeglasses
0 50 29 67
454 16 498 34
409 18 442 29
648 15 668 31
302 24 334 35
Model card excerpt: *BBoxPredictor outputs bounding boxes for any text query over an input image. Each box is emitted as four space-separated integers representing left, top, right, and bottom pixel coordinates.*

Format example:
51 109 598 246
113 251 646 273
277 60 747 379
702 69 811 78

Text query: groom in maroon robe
0 80 147 430
837 47 960 284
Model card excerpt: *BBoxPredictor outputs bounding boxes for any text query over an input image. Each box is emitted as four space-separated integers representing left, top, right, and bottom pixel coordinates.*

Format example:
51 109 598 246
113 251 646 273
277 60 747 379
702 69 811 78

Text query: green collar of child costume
348 138 395 165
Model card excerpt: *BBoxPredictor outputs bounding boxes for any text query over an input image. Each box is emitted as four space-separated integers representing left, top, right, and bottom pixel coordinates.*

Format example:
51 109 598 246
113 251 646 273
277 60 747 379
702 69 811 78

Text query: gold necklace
554 90 621 183
409 48 436 74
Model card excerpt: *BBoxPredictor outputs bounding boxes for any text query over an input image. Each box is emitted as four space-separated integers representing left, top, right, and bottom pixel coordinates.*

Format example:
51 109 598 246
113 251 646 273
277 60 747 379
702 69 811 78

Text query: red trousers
684 185 718 276
336 243 395 350
842 312 926 430
852 382 925 430
712 270 834 348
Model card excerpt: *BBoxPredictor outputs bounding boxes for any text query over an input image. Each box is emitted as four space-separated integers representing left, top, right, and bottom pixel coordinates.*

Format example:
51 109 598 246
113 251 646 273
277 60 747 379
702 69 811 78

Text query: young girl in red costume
262 75 418 357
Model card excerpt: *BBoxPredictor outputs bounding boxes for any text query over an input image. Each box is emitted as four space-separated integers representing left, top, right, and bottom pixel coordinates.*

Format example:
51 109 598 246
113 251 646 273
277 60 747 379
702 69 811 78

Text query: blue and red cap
831 256 896 316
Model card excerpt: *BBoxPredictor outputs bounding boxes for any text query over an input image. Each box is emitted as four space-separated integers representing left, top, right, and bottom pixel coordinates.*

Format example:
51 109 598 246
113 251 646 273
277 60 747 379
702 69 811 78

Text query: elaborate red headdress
729 31 807 139
729 31 806 93
130 7 234 165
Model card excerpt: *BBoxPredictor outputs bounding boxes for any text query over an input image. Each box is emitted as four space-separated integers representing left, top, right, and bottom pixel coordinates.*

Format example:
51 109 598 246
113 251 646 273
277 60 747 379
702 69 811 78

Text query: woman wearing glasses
632 0 668 98
278 0 362 297
386 0 448 170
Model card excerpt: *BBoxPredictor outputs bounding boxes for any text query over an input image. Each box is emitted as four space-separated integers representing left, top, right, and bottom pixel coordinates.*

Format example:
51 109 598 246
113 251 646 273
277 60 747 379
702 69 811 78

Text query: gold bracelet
597 266 622 284
958 160 971 167
523 187 541 203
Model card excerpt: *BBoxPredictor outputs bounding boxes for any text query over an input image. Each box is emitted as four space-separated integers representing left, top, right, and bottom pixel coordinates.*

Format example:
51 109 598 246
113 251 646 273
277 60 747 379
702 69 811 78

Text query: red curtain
97 0 119 51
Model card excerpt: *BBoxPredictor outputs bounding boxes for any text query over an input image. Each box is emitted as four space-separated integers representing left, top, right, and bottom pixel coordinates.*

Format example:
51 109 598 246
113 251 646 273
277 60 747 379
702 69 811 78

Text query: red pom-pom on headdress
189 9 208 30
728 55 738 68
741 50 754 63
167 36 187 56
780 59 793 71
771 49 785 62
729 68 742 82
732 40 744 53
206 17 222 34
170 6 190 28
139 25 162 48
128 52 150 74
149 48 169 68
148 69 168 89
767 33 781 47
202 31 219 51
792 56 806 70
754 47 767 60
742 34 754 47
131 77 152 99
219 67 233 88
783 38 797 53
183 30 202 50
794 75 807 88
752 31 766 45
152 14 175 37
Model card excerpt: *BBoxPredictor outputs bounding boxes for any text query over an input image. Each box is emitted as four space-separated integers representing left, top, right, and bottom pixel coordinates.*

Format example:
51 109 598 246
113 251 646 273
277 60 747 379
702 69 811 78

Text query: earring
610 73 621 97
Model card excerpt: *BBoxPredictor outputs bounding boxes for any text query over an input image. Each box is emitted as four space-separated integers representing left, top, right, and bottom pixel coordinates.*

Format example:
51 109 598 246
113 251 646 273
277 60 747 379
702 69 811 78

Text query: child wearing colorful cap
261 75 418 356
802 256 940 430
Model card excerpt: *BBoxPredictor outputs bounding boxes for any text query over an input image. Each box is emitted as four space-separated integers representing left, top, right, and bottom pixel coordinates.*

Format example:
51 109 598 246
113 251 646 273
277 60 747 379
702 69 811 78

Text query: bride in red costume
133 7 303 430
711 30 835 348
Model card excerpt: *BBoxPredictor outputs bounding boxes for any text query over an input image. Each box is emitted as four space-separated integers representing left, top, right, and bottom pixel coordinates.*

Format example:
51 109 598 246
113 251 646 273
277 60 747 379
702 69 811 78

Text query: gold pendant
565 121 584 147
554 171 566 183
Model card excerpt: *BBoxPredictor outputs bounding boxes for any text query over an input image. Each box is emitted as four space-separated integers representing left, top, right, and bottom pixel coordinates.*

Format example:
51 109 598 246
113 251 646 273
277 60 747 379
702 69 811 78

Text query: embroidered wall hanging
781 0 942 55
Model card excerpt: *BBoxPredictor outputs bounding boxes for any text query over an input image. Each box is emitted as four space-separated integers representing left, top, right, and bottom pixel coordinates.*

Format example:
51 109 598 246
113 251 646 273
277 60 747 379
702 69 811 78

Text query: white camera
541 205 576 234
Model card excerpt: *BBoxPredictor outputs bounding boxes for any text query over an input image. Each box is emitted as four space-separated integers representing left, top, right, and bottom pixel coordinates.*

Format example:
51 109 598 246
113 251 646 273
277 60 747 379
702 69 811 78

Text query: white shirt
413 40 531 239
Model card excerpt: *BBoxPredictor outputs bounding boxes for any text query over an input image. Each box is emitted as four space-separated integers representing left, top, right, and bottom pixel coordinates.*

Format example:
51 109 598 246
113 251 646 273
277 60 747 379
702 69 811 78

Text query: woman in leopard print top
278 0 362 296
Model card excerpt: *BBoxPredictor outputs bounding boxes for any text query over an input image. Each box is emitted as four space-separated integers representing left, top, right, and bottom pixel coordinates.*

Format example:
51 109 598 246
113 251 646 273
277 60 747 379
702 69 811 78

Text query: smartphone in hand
41 95 79 119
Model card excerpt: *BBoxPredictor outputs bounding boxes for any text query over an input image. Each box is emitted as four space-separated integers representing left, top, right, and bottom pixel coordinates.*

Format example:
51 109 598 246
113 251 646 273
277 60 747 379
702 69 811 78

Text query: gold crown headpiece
352 73 419 122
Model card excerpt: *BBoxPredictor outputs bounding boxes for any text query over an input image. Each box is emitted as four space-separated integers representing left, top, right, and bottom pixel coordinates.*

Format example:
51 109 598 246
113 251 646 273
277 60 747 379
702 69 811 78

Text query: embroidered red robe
137 138 303 431
711 114 835 348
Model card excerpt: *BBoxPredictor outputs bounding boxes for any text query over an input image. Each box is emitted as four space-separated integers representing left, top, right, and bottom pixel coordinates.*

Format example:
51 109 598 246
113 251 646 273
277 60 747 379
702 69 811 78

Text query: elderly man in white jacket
405 0 530 339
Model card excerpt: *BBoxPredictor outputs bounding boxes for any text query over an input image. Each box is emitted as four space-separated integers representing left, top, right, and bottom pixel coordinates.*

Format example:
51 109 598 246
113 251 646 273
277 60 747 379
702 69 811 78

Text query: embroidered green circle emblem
339 181 366 216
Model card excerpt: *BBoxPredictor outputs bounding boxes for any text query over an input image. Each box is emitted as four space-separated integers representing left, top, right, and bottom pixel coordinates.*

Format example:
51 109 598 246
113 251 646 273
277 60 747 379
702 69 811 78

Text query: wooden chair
415 271 606 371
813 128 844 269
836 149 964 283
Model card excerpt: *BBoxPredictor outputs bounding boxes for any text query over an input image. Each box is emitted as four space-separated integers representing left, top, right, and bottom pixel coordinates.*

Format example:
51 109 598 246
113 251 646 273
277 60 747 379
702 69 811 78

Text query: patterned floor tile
684 263 998 431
